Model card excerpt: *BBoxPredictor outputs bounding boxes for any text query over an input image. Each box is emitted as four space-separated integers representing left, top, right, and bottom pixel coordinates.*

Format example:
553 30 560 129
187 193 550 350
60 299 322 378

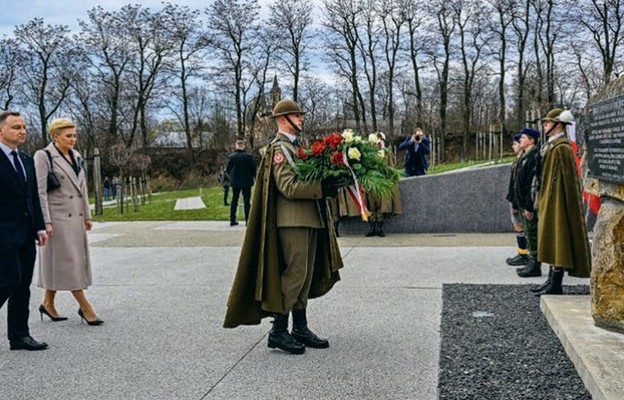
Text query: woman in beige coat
34 118 103 326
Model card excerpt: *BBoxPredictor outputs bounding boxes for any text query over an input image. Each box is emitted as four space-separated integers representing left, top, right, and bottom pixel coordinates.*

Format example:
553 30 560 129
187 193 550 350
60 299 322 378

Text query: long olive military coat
223 135 344 328
537 137 591 278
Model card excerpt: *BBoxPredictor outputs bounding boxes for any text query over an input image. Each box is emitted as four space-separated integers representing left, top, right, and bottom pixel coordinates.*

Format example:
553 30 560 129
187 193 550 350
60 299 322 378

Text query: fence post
93 148 103 216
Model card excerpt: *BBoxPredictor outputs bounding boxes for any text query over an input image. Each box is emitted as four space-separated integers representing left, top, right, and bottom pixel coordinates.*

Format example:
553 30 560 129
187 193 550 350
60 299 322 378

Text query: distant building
151 130 214 148
246 75 282 146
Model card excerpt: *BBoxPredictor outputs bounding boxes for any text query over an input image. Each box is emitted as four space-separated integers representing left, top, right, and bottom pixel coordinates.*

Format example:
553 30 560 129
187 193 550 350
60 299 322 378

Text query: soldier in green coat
535 108 592 295
364 132 402 237
223 99 344 355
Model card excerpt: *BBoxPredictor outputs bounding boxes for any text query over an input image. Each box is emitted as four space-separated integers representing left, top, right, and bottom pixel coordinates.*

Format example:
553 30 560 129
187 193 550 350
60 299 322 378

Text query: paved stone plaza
0 221 606 399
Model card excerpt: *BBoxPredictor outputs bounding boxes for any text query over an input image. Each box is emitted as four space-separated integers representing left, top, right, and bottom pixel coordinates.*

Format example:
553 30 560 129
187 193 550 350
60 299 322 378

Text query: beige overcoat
34 143 92 290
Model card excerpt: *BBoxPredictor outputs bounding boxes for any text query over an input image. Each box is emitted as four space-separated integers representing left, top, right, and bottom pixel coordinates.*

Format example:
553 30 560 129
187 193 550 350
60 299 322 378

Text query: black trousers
0 239 36 340
230 186 251 223
223 185 230 205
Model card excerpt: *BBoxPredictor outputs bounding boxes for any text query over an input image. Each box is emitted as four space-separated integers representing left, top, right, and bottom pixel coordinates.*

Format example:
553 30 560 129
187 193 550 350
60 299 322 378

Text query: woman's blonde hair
48 118 76 139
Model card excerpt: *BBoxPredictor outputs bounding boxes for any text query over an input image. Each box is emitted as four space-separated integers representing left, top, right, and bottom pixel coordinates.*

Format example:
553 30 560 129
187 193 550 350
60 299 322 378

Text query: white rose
348 147 362 161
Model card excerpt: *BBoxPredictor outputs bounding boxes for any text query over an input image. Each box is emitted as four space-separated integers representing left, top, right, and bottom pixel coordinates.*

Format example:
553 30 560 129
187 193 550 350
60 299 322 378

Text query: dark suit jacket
0 149 45 246
227 150 256 189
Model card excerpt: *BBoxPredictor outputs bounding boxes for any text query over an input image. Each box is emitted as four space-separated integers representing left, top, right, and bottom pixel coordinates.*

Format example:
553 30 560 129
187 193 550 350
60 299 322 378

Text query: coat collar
46 143 83 192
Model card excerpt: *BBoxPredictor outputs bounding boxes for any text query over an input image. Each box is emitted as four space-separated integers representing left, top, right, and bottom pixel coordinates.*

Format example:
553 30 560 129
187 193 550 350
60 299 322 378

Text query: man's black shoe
292 327 329 349
267 331 305 354
230 221 239 226
506 254 529 266
10 336 48 351
516 261 542 277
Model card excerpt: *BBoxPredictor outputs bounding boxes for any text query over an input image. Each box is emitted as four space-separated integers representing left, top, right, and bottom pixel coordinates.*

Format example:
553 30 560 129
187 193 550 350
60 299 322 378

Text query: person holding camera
399 128 430 177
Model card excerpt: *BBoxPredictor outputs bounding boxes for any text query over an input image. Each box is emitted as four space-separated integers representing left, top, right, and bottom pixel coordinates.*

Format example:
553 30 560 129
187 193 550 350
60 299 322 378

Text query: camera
414 134 423 142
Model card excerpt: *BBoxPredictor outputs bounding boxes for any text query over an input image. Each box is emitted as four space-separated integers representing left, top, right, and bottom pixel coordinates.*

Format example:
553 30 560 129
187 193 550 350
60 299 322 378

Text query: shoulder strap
44 149 55 172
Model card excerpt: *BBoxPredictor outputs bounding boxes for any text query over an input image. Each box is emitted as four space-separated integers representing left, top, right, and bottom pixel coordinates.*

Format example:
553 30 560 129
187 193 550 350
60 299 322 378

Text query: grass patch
91 186 239 222
92 159 515 221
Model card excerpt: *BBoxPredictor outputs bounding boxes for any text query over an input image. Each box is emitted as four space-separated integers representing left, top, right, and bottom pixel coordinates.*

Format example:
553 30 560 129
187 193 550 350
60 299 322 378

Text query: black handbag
44 149 61 192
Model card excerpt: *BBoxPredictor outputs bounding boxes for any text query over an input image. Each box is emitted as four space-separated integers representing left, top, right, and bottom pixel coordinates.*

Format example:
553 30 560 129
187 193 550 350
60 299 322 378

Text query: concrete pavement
0 221 593 399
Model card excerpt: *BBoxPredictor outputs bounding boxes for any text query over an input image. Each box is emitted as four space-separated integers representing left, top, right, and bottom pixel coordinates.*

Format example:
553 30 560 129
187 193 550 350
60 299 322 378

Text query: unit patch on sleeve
274 152 284 164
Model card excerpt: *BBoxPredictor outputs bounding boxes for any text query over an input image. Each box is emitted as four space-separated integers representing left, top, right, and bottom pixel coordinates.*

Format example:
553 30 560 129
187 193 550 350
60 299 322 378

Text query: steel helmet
272 99 305 117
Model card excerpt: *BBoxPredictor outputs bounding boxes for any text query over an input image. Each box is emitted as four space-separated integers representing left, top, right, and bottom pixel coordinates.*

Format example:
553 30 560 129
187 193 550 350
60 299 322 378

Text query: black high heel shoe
39 304 68 322
78 309 104 326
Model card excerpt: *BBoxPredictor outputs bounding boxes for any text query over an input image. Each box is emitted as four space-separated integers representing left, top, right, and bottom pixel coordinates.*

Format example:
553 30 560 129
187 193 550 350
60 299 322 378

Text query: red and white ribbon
342 152 369 221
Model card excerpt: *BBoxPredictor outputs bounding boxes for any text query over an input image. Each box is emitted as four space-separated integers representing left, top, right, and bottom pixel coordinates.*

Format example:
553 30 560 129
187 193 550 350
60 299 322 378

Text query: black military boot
506 254 529 266
535 268 564 296
291 309 329 349
365 222 377 237
531 267 553 292
376 221 385 237
516 259 542 277
267 314 305 354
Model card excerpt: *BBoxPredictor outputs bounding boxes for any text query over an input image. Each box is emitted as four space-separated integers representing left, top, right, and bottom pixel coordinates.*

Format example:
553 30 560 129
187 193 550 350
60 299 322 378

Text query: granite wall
340 163 512 234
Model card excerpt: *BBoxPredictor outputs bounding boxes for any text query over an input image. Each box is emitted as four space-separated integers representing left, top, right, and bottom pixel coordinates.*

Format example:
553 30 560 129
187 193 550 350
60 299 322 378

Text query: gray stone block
341 163 512 234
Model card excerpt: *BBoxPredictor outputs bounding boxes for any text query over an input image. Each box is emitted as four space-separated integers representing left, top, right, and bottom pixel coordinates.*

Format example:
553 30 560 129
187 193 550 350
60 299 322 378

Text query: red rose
324 132 343 149
331 151 344 165
311 141 326 156
298 146 309 160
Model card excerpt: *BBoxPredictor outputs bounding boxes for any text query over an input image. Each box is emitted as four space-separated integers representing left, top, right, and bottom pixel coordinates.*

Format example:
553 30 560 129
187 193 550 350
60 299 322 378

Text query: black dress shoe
78 309 104 326
506 254 529 266
292 327 330 348
10 336 48 351
230 221 239 226
516 261 542 277
39 304 68 322
267 331 306 354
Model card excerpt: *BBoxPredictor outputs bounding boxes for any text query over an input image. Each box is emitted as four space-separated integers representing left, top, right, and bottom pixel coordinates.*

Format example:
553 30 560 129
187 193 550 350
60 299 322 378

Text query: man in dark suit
0 111 49 351
227 139 256 226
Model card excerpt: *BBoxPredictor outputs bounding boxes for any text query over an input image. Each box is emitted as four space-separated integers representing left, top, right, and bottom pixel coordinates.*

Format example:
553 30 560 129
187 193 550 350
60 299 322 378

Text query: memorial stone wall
586 76 624 335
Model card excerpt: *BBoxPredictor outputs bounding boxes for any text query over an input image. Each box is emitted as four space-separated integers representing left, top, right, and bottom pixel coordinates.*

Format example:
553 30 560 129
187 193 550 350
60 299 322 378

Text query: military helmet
542 108 574 125
272 99 305 117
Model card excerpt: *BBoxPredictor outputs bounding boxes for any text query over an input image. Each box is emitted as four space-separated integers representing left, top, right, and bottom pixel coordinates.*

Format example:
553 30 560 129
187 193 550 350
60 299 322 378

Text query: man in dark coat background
399 127 430 177
227 139 256 226
0 111 49 351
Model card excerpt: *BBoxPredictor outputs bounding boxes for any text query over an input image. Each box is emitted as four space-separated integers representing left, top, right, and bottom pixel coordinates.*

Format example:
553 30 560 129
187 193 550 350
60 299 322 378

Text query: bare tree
511 0 532 128
455 0 490 160
125 5 175 147
245 26 278 147
531 0 571 109
79 6 133 144
0 38 25 110
268 0 314 102
14 19 75 146
427 0 457 162
322 0 367 132
488 0 514 135
356 1 381 133
380 0 406 136
187 86 213 147
162 3 208 151
405 0 426 126
576 0 624 85
205 0 261 138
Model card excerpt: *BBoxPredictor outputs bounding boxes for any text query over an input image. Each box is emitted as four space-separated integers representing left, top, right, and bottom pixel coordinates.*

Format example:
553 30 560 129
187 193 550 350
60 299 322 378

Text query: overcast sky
0 0 278 37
